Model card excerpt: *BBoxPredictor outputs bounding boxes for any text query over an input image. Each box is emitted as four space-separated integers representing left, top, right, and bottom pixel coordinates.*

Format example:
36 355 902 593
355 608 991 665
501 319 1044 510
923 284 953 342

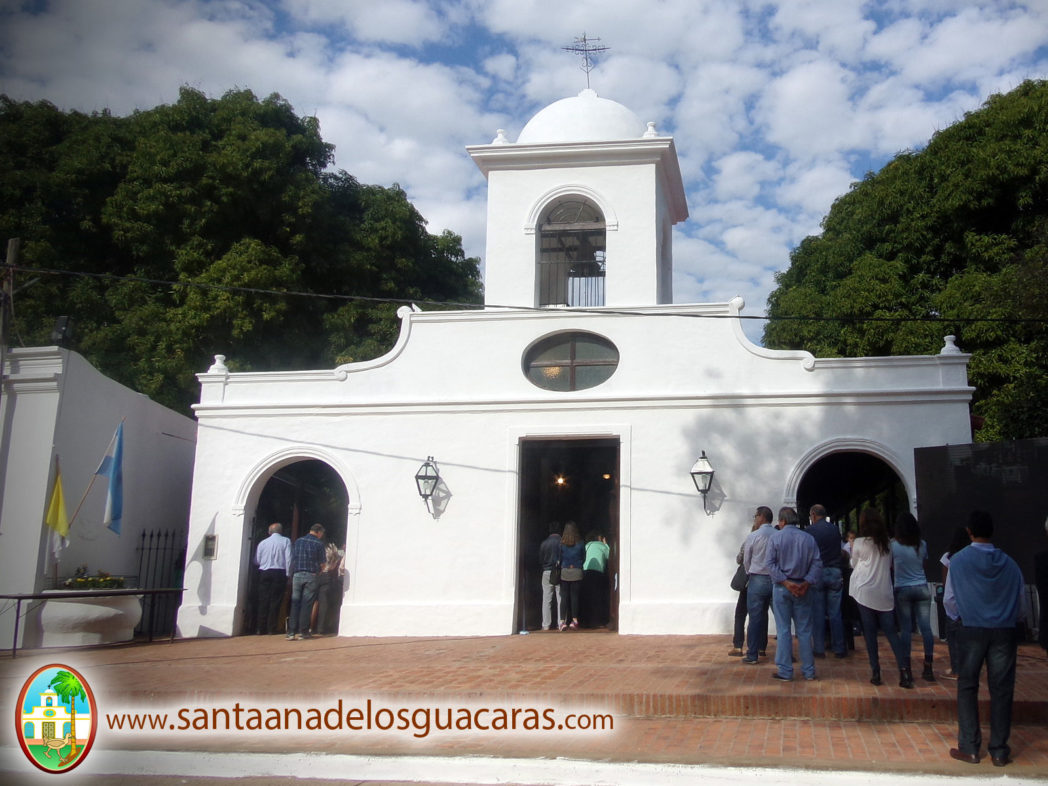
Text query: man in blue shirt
254 522 292 634
741 506 775 664
806 504 847 659
943 510 1024 767
767 506 822 681
287 523 327 641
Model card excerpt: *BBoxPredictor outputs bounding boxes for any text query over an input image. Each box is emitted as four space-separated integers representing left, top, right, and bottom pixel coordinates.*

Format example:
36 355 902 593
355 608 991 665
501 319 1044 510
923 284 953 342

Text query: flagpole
53 455 60 589
65 473 100 531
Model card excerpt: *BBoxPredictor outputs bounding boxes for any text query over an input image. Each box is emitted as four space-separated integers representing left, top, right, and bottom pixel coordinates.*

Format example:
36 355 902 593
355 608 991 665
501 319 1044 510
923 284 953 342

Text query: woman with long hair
558 522 585 631
850 508 913 688
892 512 935 680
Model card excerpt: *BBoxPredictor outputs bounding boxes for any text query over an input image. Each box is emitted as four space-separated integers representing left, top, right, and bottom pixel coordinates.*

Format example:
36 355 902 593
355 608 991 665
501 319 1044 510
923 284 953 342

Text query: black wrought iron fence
134 528 187 637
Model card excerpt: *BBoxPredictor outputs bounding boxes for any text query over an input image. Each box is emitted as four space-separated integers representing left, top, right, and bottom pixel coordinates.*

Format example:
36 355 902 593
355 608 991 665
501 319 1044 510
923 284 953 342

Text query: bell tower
468 89 688 309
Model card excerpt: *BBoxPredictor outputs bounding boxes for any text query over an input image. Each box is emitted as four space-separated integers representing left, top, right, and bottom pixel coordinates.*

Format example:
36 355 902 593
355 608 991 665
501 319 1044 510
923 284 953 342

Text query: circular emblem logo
16 663 97 774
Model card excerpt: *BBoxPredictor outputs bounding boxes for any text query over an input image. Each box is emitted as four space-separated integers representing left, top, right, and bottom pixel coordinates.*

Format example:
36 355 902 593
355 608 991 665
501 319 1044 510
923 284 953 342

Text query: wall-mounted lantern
415 456 440 500
690 451 715 514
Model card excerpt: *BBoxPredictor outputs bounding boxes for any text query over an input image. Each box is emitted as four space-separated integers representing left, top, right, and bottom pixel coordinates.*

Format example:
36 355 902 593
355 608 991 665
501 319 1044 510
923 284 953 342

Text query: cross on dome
562 34 608 90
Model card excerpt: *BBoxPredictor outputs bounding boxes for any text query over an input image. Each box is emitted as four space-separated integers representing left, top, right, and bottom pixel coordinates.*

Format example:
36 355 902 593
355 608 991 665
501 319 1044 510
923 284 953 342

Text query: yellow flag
45 464 69 538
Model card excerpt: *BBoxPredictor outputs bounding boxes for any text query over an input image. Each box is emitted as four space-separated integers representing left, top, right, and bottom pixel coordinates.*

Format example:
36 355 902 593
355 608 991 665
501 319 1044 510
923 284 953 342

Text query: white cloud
672 61 769 172
865 17 926 67
283 0 448 45
756 58 860 160
776 159 856 217
324 51 492 144
712 152 781 201
482 53 517 81
768 0 875 63
892 5 1048 88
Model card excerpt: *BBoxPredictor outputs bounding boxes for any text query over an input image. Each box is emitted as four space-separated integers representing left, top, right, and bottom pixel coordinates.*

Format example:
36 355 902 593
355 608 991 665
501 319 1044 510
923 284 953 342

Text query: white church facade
177 90 973 639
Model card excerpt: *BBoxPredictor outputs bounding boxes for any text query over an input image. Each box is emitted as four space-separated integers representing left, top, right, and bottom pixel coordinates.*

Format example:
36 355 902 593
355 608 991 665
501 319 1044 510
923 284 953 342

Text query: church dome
516 89 646 144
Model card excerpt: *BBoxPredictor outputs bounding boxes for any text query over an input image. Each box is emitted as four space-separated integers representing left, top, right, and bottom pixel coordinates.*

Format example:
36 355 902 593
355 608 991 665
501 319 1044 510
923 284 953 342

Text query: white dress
849 536 895 612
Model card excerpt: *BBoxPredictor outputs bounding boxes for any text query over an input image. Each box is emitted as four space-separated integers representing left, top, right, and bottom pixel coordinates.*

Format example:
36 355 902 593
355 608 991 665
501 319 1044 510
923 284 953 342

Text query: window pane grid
523 332 619 392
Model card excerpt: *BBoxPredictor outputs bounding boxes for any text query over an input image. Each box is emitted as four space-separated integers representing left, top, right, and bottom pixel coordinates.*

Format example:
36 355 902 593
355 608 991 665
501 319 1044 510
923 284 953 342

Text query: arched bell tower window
537 199 606 307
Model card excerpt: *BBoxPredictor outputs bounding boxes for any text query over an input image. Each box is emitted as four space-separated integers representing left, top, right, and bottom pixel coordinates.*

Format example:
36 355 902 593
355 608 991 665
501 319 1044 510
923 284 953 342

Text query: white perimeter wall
0 347 197 648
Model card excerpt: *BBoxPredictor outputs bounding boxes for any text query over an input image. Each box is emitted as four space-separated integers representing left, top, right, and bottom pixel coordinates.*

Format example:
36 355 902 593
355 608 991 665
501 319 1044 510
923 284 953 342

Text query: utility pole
1 238 18 389
0 239 17 547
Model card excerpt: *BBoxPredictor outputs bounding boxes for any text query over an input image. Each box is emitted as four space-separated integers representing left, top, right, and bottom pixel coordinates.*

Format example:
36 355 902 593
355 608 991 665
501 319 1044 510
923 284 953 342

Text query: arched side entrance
785 439 914 533
233 448 357 636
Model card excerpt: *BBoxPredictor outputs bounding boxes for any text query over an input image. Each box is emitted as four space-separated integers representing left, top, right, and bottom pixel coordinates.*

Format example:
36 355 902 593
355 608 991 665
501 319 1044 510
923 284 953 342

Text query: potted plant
40 565 141 647
63 565 126 590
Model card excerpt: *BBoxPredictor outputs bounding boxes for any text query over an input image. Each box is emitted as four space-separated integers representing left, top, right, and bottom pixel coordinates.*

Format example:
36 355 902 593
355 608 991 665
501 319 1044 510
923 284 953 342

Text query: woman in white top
849 508 913 688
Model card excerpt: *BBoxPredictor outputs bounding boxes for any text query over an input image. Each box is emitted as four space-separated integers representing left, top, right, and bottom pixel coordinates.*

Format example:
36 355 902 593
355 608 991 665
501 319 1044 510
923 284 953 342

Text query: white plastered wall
177 304 973 638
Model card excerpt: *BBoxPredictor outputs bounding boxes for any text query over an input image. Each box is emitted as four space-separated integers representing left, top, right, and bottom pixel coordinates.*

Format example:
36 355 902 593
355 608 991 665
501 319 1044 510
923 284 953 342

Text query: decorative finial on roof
562 34 609 90
941 335 962 355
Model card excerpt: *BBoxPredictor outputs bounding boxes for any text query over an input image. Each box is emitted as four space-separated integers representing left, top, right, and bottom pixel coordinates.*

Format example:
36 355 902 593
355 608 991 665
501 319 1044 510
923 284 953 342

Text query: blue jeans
745 574 772 660
289 571 319 636
956 625 1018 760
772 582 815 679
894 584 935 663
857 602 908 672
810 566 845 656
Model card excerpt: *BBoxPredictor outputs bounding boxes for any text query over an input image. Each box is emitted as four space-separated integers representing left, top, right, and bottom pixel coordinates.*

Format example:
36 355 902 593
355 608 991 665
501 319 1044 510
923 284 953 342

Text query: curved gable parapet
524 184 618 235
728 297 817 371
333 306 419 381
728 301 973 383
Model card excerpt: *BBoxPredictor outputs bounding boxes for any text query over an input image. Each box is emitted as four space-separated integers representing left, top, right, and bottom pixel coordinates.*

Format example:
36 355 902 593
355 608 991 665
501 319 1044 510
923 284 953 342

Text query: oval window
523 332 619 391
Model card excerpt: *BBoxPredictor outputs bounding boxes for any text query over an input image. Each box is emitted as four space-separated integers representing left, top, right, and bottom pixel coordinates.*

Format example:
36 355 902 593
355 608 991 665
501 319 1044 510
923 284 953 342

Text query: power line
2 262 1047 326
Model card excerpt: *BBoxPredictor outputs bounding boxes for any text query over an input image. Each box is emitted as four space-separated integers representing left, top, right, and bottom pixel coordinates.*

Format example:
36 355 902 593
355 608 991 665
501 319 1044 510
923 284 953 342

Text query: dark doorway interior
242 460 349 635
797 451 907 533
516 438 619 632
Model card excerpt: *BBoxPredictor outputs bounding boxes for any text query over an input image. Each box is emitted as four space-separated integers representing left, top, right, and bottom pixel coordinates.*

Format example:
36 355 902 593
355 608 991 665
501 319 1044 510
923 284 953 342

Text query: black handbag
549 564 561 585
730 564 748 592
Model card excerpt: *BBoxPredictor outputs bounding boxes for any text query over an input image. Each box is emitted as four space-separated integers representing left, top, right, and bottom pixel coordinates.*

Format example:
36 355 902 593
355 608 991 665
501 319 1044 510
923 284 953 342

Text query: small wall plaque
203 534 218 560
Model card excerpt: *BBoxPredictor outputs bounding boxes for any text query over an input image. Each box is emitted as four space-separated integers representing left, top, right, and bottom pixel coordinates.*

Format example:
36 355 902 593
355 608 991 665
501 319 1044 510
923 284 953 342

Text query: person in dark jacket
538 522 562 631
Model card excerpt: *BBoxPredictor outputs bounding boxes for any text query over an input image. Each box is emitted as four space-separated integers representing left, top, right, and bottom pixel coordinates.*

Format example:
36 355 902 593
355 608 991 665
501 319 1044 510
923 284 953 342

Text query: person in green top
582 531 611 628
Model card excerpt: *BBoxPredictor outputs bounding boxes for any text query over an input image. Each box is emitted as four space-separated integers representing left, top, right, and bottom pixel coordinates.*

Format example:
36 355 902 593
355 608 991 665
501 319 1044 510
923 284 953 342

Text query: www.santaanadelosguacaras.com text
104 699 615 739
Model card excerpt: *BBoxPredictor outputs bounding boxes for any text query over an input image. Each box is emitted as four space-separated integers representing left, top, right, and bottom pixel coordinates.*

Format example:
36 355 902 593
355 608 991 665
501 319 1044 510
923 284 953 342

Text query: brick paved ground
2 631 1047 779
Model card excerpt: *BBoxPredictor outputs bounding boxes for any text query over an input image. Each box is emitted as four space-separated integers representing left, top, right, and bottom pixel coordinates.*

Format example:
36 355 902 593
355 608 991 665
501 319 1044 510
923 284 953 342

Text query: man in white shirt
255 522 292 634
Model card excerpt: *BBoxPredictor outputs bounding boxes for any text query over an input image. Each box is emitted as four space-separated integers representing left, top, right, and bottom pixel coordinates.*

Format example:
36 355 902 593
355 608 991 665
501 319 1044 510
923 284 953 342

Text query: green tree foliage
0 88 482 412
764 80 1048 440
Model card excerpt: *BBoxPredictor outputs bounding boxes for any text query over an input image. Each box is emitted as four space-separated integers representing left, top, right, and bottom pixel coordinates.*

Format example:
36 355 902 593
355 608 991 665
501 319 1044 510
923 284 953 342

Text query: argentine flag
95 423 124 535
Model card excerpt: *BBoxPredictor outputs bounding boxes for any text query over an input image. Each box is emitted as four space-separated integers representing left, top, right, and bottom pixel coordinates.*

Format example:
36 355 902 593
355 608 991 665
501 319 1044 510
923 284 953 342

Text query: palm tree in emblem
47 670 85 765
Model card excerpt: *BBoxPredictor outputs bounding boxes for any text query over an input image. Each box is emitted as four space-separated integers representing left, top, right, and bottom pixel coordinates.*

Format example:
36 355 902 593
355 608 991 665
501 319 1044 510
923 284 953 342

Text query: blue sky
2 0 1047 338
21 666 91 714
